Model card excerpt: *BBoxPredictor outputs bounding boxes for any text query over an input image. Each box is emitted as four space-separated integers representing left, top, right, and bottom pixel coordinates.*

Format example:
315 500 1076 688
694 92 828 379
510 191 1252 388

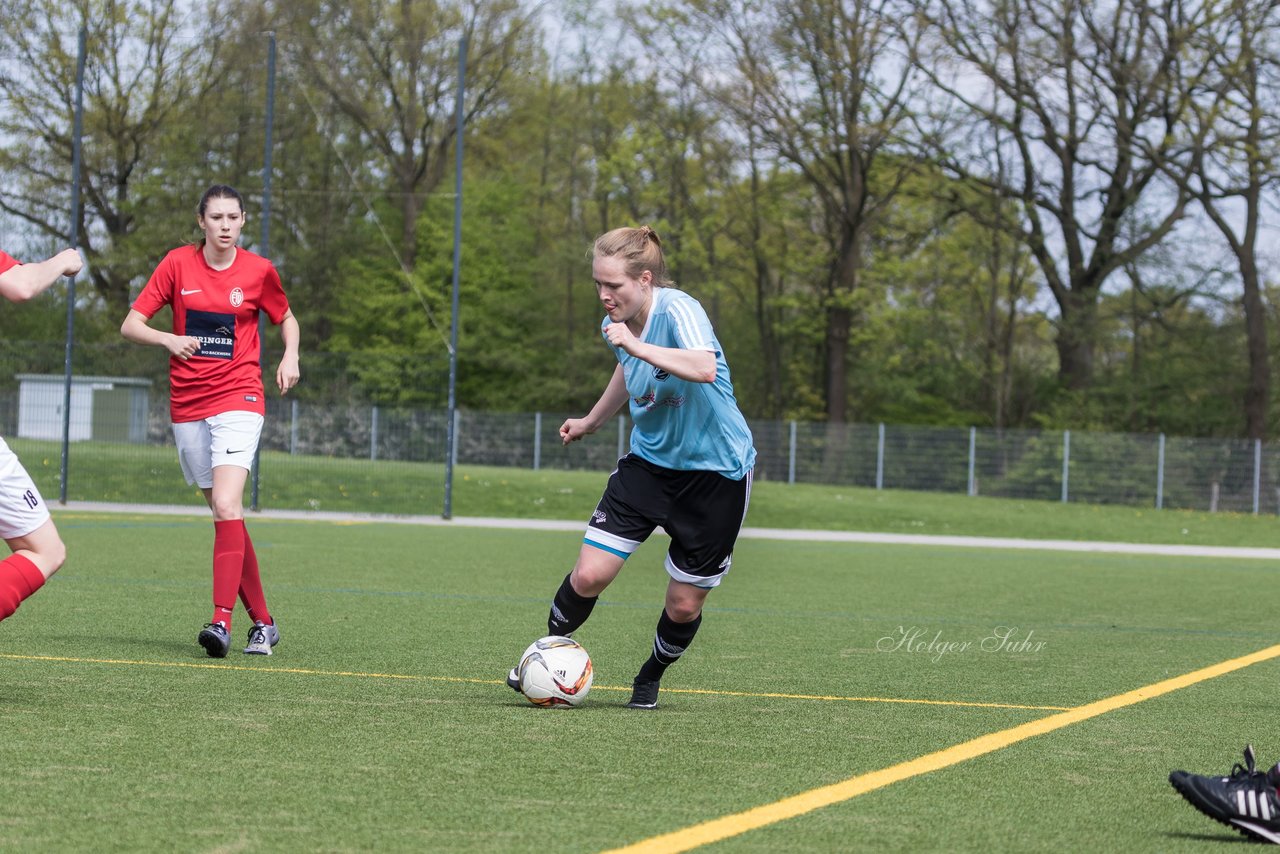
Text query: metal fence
4 386 1276 515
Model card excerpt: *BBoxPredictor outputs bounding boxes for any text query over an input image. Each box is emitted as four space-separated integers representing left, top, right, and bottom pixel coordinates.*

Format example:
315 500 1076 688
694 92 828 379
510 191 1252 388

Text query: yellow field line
0 653 1068 711
605 643 1280 854
595 684 1071 711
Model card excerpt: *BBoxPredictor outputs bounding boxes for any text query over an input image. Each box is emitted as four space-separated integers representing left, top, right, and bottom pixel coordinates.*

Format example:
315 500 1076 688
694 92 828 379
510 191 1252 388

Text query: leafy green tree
275 0 543 272
660 0 929 423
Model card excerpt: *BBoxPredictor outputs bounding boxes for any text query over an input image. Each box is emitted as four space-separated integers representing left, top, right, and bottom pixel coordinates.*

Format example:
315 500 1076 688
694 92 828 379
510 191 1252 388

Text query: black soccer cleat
626 678 660 710
197 622 231 658
505 667 522 694
1169 744 1280 844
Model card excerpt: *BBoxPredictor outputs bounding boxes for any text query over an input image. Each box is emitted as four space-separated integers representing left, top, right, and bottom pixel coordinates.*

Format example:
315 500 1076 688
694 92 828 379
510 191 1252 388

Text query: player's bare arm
560 366 630 445
603 322 716 383
0 248 82 303
275 309 300 394
120 309 202 360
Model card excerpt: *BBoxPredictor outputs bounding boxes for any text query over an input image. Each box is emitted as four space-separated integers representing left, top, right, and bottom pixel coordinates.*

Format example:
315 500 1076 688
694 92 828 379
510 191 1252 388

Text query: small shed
16 374 152 443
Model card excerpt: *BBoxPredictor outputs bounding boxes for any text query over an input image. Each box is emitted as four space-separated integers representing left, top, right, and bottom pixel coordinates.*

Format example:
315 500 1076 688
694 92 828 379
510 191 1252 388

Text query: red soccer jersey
133 244 291 422
0 250 19 275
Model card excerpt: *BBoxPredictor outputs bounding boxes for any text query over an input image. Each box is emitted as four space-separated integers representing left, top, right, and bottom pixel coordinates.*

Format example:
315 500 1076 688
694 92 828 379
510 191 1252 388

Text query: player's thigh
5 518 65 579
209 464 249 520
205 411 262 519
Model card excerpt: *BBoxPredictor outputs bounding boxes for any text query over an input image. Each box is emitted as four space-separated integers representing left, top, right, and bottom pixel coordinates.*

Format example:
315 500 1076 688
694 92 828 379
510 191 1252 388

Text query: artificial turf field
1 511 1277 852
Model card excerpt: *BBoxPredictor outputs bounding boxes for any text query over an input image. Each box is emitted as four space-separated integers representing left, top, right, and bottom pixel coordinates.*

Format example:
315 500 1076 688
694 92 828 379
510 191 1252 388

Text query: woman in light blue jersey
507 226 756 709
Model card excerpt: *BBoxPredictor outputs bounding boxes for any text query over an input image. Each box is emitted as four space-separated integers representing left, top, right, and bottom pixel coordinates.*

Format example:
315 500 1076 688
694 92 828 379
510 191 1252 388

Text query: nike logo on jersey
181 288 202 295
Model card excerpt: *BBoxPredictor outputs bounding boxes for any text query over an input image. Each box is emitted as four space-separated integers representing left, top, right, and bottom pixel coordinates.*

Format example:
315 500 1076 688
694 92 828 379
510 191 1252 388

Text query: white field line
57 501 1280 560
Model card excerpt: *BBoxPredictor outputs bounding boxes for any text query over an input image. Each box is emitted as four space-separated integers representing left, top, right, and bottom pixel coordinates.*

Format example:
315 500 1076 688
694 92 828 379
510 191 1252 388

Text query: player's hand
54 248 83 277
603 322 642 355
166 334 201 361
559 417 594 445
276 354 300 394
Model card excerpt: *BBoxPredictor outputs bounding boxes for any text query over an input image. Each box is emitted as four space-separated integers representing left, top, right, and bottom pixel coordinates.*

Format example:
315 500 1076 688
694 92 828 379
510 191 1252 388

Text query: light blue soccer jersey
603 287 756 480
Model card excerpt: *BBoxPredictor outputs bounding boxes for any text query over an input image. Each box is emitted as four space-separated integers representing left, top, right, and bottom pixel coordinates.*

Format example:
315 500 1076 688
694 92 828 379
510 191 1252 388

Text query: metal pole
533 412 542 471
875 423 885 490
1253 437 1262 515
251 32 276 512
370 405 379 461
1156 433 1165 510
451 408 461 468
58 27 87 504
443 35 467 519
967 426 976 497
1061 430 1071 503
788 420 797 485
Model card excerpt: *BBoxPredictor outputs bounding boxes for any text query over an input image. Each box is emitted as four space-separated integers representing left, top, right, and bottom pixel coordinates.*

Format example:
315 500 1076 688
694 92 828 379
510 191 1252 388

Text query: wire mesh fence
7 383 1280 517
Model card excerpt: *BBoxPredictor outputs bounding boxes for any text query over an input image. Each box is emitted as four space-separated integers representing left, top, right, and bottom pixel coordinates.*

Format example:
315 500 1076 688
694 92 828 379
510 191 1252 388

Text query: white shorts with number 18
0 436 50 539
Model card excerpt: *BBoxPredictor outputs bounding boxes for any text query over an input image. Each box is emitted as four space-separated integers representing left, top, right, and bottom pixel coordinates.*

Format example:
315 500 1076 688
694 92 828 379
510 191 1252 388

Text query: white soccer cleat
243 622 275 655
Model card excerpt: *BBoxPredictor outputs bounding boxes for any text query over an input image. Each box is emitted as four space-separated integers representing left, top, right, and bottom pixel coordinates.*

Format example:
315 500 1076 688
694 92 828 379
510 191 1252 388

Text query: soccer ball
516 635 593 707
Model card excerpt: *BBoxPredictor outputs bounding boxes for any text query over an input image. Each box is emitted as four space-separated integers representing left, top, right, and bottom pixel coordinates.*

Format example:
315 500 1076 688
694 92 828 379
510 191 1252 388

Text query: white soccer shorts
0 436 51 540
172 411 264 489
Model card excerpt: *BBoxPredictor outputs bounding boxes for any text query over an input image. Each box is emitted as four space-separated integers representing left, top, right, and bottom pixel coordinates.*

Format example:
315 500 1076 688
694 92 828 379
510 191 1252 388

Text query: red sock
238 521 272 626
211 520 246 630
0 554 46 623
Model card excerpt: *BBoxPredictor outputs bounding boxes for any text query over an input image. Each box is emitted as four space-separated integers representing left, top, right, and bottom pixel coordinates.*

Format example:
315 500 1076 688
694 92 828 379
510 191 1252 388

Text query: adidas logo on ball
514 636 594 708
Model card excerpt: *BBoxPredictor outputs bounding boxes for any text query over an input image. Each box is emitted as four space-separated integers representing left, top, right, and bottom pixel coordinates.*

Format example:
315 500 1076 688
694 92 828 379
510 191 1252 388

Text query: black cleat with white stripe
1170 744 1280 844
626 678 660 710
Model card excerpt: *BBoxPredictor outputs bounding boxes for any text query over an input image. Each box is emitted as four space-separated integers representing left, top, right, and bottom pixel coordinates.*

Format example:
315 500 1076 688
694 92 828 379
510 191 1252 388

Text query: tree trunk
1240 253 1269 440
748 154 783 418
1054 289 1099 391
399 192 422 270
823 229 862 423
824 302 852 423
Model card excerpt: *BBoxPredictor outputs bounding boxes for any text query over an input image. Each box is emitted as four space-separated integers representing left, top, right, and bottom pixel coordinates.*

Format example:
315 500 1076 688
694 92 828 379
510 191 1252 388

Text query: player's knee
29 536 66 579
44 537 67 576
664 598 703 623
569 565 609 597
209 497 244 521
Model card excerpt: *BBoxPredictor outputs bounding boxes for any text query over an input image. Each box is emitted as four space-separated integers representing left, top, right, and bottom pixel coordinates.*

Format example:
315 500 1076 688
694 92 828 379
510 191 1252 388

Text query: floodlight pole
59 26 87 505
443 35 466 520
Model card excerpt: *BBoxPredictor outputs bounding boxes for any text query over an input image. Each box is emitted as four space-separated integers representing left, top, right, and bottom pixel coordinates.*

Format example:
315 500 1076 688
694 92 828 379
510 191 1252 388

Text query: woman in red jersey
121 184 299 658
0 247 82 627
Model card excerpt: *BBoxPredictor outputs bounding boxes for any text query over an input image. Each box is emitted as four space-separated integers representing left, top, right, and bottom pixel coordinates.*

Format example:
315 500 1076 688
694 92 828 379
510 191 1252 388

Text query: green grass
2 511 1277 851
15 438 1280 547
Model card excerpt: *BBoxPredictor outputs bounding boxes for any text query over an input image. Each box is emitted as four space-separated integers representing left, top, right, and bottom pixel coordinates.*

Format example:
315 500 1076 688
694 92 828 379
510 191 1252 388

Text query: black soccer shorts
582 454 753 588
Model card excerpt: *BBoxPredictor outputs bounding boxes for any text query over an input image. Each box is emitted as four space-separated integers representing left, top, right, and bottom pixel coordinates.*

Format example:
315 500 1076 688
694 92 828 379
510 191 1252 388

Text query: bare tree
916 0 1217 391
1188 0 1280 439
664 0 928 423
0 0 233 313
277 0 542 271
